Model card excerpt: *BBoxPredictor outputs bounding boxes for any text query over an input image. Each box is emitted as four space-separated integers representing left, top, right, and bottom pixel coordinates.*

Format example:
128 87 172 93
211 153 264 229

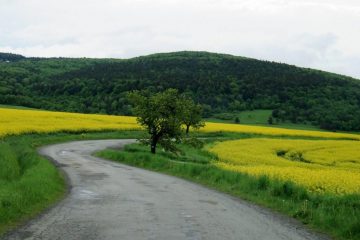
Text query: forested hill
0 52 25 62
1 51 360 131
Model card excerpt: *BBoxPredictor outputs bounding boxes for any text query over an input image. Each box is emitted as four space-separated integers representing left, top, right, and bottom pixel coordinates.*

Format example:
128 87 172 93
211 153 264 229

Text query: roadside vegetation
97 139 360 240
0 135 65 235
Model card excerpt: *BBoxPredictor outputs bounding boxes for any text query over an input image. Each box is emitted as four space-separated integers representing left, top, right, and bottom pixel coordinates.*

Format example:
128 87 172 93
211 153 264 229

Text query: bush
257 175 270 190
213 113 236 120
183 138 204 149
283 181 295 197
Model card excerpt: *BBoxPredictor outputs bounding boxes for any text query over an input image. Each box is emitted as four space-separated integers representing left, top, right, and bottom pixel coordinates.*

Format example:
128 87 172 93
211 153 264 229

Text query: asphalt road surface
3 140 328 240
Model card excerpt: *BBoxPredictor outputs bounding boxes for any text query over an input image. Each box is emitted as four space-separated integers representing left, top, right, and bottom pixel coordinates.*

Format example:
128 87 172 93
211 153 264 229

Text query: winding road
3 140 328 240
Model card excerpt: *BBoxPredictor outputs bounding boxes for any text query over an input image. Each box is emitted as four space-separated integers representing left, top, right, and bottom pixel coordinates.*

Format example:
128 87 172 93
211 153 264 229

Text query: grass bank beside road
97 140 360 240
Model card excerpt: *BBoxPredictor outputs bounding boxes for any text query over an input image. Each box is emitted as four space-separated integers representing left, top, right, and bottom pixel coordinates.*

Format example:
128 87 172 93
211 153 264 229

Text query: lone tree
127 89 185 154
181 96 204 136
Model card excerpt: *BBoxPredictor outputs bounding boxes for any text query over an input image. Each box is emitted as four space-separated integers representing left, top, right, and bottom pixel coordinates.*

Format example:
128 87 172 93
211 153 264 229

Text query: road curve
3 140 328 240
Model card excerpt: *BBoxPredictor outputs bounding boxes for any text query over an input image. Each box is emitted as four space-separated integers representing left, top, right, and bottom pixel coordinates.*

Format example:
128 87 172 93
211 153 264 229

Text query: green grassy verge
0 130 143 235
207 110 273 124
0 104 37 110
206 110 323 131
97 141 360 240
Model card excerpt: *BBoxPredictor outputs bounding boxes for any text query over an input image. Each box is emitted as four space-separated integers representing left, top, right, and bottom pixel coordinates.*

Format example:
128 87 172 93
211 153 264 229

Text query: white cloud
0 0 359 78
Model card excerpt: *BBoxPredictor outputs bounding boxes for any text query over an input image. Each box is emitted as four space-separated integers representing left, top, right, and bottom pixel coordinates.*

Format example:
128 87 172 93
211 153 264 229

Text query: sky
1 0 360 78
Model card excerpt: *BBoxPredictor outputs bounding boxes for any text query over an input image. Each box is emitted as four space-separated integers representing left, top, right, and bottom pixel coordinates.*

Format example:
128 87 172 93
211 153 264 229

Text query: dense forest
1 51 360 131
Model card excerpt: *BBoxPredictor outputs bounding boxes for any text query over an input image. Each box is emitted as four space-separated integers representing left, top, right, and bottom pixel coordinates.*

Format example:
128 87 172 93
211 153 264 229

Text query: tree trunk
150 135 158 154
151 144 156 154
186 125 190 136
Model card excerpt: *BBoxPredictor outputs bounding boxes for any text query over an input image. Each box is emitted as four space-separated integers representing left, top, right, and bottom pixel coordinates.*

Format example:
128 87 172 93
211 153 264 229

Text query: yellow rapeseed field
3 107 360 140
203 122 360 140
209 138 360 194
0 108 140 138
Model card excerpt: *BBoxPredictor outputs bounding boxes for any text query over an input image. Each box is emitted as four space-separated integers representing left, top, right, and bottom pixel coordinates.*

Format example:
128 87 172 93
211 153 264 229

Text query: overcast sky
1 0 359 78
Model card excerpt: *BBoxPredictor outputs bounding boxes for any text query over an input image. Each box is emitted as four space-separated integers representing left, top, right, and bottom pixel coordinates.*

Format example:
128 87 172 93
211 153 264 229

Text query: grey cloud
0 0 359 78
297 33 338 55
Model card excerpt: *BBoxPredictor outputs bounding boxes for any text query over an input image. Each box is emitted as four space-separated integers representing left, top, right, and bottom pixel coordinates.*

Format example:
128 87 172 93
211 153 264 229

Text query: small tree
234 117 240 124
127 89 184 154
181 96 205 136
268 116 273 125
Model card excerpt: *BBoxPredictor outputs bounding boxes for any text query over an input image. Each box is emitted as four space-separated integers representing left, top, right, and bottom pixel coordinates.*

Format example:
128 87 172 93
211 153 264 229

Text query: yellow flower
202 122 360 140
0 108 140 138
209 138 360 195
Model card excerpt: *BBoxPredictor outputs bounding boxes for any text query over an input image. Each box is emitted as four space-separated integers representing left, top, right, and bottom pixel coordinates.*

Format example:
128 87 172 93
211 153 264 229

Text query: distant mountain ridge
0 52 25 62
0 51 359 131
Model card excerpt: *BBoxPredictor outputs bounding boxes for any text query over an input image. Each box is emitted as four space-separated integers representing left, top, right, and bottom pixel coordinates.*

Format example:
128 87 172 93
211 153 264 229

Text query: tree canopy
128 89 185 153
181 96 204 135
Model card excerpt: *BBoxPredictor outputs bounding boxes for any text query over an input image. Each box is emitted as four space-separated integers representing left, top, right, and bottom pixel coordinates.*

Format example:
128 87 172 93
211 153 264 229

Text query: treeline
0 51 360 131
0 53 25 62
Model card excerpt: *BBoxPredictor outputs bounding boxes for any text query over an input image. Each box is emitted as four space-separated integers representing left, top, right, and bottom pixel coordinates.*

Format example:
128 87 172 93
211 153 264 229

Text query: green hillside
1 51 360 131
206 110 322 131
209 110 273 124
